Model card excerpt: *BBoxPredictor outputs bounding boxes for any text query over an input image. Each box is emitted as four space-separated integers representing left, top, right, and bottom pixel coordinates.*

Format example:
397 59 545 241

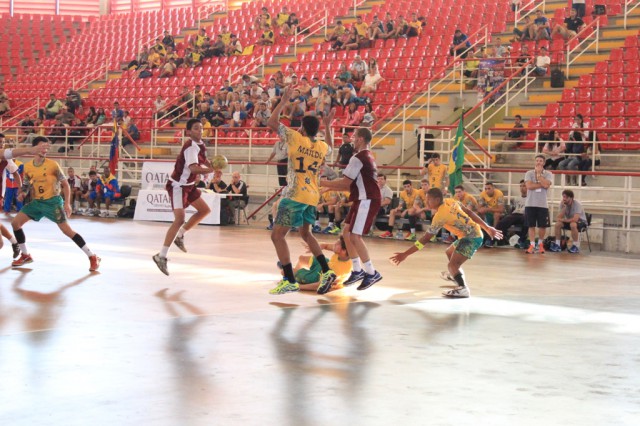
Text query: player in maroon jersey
318 127 382 293
153 118 215 275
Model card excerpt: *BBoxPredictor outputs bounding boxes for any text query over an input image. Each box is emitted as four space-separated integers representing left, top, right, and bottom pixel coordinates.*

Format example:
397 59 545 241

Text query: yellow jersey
195 34 209 48
427 163 448 189
329 253 353 286
458 193 478 211
320 190 338 204
409 20 422 34
429 198 482 240
220 31 231 45
479 189 504 209
414 188 428 207
262 30 274 42
399 189 419 209
24 158 65 200
279 124 329 206
354 22 369 37
276 13 289 26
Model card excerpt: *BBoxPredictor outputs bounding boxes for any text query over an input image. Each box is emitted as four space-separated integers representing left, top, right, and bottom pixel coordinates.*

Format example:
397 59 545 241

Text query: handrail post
324 9 328 39
595 19 599 54
565 43 570 78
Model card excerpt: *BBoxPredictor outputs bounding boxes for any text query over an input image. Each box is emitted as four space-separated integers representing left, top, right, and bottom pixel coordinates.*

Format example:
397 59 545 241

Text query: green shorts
21 196 67 224
294 258 322 284
275 198 317 228
453 237 483 259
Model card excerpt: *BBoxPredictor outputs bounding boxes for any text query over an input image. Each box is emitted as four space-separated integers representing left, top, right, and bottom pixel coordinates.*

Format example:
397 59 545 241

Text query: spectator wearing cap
286 74 299 89
350 55 368 81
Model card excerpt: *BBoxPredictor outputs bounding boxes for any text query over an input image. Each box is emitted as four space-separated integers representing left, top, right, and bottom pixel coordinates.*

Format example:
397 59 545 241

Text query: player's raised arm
267 86 293 132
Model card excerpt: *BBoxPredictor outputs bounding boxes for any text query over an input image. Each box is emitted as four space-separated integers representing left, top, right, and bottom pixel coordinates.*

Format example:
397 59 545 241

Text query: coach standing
524 154 553 254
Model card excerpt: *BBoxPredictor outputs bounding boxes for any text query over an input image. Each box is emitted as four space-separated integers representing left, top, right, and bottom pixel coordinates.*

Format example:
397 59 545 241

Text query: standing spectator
337 132 355 168
524 154 553 254
548 189 587 253
154 95 168 120
532 46 551 77
558 114 589 184
420 153 448 190
578 136 600 186
111 102 124 122
450 29 471 58
125 118 140 145
495 115 526 163
495 180 528 246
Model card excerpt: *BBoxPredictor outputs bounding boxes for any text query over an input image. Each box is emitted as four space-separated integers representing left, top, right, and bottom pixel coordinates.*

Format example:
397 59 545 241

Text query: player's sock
14 228 29 254
351 257 362 272
268 214 273 225
555 239 561 246
328 213 335 224
363 260 375 275
9 236 17 244
574 241 580 248
281 263 296 283
177 226 187 238
160 246 170 258
529 241 535 248
453 272 467 288
316 254 330 273
410 228 416 234
72 234 95 257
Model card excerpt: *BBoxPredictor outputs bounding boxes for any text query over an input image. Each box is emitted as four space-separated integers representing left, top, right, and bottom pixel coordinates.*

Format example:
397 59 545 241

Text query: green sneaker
317 269 337 295
405 233 416 241
269 279 300 295
328 225 341 235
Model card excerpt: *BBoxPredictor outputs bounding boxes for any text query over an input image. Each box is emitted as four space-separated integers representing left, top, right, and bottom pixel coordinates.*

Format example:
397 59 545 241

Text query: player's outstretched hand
280 86 293 102
486 226 503 241
389 252 408 266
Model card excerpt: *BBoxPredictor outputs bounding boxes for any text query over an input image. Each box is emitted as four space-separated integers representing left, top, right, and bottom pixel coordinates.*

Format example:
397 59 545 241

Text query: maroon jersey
343 149 380 202
169 139 208 186
0 159 6 194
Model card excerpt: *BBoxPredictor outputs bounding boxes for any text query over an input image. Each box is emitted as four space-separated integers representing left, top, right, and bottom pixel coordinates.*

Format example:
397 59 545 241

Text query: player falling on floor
267 86 337 295
390 188 502 298
319 127 382 294
10 136 100 271
153 118 215 276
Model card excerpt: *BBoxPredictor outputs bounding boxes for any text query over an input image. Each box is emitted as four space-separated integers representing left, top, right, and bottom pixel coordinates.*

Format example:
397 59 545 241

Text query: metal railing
196 0 228 28
0 97 40 128
624 0 640 29
566 16 601 78
228 50 266 83
513 0 546 28
293 10 329 57
152 90 197 133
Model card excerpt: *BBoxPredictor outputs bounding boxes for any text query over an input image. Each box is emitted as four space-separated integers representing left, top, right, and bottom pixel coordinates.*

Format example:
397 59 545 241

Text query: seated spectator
226 171 249 212
253 6 271 30
541 130 566 169
123 118 140 145
342 102 363 133
513 15 535 41
19 115 35 142
83 170 104 213
337 63 352 83
159 58 177 78
551 8 585 40
533 10 551 40
240 92 255 117
572 0 586 18
515 45 533 75
477 181 505 246
183 47 203 68
463 47 480 84
450 29 471 58
101 166 121 215
314 87 332 117
40 93 65 119
297 76 312 100
85 107 98 126
378 179 418 239
147 47 163 68
162 30 175 49
359 67 384 96
127 46 149 70
493 37 509 58
332 28 351 50
208 170 227 193
495 115 526 163
154 95 168 120
558 114 589 184
281 13 299 36
353 16 369 38
228 101 248 127
548 189 587 253
407 12 422 37
258 24 275 46
344 31 363 53
194 28 210 50
377 174 394 219
275 6 289 28
532 46 550 76
350 55 368 81
454 184 479 212
367 15 385 40
382 12 400 39
578 136 599 186
65 89 82 113
326 19 345 42
226 34 243 56
54 106 75 125
208 34 226 57
95 108 107 126
252 101 271 127
362 103 376 127
495 180 528 246
48 117 67 144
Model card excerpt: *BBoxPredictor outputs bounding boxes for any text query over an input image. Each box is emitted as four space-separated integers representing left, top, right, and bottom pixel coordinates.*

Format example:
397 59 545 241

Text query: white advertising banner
140 162 174 190
134 189 221 225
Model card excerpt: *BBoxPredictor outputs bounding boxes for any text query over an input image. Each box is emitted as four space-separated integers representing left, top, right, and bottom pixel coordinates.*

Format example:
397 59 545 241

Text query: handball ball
211 155 228 170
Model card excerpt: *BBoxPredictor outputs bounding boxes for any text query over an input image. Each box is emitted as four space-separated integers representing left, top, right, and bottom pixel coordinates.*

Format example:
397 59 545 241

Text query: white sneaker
442 286 470 298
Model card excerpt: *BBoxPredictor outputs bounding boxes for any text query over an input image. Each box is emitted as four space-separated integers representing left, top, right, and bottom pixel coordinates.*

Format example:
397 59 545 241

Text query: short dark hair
535 154 545 161
454 185 464 191
186 118 201 130
378 174 386 180
32 136 49 146
427 187 444 202
485 181 494 187
355 127 372 144
520 179 525 184
562 189 574 198
402 179 412 186
0 133 5 138
89 170 97 176
515 115 522 119
301 115 320 137
431 153 440 159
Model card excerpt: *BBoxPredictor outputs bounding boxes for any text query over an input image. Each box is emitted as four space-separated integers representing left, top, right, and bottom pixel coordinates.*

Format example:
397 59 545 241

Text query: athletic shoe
526 245 535 254
442 286 470 298
568 245 580 254
266 223 274 231
174 236 187 253
89 255 101 272
379 231 393 239
538 244 545 254
405 233 417 241
549 242 562 252
11 243 20 259
153 253 169 276
312 224 322 233
430 235 437 242
12 253 33 267
343 269 366 286
317 270 338 295
484 240 494 248
269 279 300 295
322 225 335 234
440 271 455 282
357 270 382 291
328 226 341 235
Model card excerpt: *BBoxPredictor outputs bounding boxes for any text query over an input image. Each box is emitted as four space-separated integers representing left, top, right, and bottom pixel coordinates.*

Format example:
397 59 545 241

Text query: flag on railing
109 122 119 175
448 116 465 194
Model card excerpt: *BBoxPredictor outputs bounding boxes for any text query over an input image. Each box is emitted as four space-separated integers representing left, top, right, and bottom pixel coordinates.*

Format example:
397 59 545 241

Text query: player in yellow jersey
477 181 505 247
267 87 337 295
420 153 449 190
454 184 478 212
390 188 501 298
405 178 431 241
10 137 100 271
379 179 419 239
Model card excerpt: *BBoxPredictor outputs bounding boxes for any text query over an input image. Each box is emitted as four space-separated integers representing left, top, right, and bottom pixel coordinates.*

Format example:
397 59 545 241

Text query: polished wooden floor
0 214 639 426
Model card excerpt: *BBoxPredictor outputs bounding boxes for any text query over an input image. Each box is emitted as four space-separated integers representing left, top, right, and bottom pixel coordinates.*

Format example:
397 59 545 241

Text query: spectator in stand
183 47 203 68
396 15 409 38
407 13 422 37
193 173 207 189
95 108 107 126
194 28 210 50
533 10 551 40
332 27 351 50
367 58 379 74
297 77 312 100
342 102 364 134
353 16 369 38
367 15 385 40
281 13 299 36
253 6 271 31
337 63 353 83
273 70 286 88
532 46 551 77
337 77 360 106
513 15 535 41
226 171 249 212
154 95 168 120
495 115 526 163
382 12 400 39
515 44 533 75
362 103 376 127
0 88 9 116
40 93 65 119
493 37 509 58
326 19 345 42
276 6 290 28
111 102 125 122
454 185 479 212
126 46 149 70
125 118 140 145
571 0 586 18
343 30 362 52
266 78 282 107
208 170 227 193
577 137 599 186
337 132 355 168
209 103 226 127
359 67 384 96
450 29 471 58
19 115 35 142
477 182 505 246
162 30 175 49
228 101 248 127
200 115 212 140
226 34 243 56
208 34 226 57
552 8 585 40
307 77 321 106
350 55 368 82
258 24 275 46
147 46 164 69
541 130 566 170
495 180 528 247
48 117 67 144
65 89 82 114
548 189 586 253
314 87 332 117
85 107 98 126
159 58 177 78
55 106 75 125
558 114 589 185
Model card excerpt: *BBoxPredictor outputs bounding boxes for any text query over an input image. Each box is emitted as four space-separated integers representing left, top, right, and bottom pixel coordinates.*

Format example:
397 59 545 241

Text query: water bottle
395 229 404 240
